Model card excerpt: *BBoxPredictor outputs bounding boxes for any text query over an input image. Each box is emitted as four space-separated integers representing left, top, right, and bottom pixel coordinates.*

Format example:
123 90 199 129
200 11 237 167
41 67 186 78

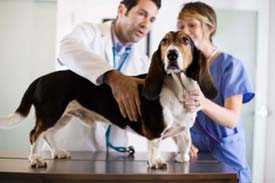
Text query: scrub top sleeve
222 57 255 104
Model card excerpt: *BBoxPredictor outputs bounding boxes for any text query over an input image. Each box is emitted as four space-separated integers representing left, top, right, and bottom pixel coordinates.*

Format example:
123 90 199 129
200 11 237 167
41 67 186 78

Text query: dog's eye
181 37 190 45
162 38 169 44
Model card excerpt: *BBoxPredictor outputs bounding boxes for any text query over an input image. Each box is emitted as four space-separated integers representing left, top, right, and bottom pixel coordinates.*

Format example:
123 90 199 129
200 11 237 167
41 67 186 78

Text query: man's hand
104 70 144 121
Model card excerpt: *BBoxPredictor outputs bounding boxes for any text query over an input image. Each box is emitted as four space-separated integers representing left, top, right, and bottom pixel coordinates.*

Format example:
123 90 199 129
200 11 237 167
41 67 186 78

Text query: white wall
265 0 275 182
0 0 56 151
196 0 258 10
0 0 274 182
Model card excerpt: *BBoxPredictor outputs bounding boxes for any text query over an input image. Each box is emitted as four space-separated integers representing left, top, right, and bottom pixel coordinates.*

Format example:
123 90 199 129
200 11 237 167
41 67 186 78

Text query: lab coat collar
99 21 144 74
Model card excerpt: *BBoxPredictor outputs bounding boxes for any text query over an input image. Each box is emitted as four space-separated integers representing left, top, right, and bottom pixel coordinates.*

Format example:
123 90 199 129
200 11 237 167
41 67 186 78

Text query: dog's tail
0 79 38 129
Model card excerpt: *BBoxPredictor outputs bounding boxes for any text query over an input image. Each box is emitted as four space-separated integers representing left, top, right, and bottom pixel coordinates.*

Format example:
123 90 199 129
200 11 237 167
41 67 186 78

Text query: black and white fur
0 31 217 169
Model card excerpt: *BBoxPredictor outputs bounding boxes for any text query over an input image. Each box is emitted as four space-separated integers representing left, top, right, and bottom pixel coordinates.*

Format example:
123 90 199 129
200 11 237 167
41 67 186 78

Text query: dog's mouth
167 61 179 70
166 49 182 73
166 60 183 74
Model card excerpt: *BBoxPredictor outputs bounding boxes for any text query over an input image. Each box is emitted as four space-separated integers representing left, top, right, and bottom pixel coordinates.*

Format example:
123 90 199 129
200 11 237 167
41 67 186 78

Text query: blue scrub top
190 52 255 183
191 52 255 143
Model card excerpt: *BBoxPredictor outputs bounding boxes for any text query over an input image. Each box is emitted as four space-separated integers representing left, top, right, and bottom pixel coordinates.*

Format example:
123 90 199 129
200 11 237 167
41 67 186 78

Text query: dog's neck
160 73 198 140
164 73 195 103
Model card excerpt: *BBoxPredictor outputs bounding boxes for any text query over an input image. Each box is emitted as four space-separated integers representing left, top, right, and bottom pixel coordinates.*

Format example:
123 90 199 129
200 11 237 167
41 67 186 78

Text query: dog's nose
167 49 178 61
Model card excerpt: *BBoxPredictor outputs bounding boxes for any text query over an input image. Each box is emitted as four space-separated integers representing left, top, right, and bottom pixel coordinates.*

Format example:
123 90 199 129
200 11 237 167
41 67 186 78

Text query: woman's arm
184 88 243 129
201 95 242 128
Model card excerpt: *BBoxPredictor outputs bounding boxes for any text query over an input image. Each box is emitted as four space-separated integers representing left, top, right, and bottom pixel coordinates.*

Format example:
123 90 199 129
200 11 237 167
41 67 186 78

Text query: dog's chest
159 86 196 128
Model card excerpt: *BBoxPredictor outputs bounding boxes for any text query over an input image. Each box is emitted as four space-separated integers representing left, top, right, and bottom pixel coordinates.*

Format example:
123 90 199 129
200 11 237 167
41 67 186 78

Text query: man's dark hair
120 0 161 13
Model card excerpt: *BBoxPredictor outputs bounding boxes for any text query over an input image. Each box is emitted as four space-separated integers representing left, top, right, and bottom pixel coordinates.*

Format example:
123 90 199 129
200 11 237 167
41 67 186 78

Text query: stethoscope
105 25 135 156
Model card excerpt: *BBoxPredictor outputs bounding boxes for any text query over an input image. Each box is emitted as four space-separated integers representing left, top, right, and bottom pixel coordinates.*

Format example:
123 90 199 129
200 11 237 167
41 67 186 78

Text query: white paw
147 156 167 169
175 153 190 162
52 149 71 159
29 155 47 168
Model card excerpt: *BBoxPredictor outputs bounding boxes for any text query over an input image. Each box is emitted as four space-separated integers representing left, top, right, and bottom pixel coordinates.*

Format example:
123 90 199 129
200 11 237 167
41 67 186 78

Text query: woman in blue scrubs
176 2 255 183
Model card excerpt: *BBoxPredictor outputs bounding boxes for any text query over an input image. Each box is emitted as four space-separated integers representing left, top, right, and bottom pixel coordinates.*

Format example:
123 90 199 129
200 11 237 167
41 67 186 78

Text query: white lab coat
52 21 149 151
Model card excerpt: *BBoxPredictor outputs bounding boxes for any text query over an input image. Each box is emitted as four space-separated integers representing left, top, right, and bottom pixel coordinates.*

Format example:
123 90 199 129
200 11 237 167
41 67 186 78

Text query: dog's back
0 70 166 139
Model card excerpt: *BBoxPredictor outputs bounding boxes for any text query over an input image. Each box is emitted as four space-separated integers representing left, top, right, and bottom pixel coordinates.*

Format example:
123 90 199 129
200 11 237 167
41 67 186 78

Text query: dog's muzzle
167 49 179 68
166 49 181 73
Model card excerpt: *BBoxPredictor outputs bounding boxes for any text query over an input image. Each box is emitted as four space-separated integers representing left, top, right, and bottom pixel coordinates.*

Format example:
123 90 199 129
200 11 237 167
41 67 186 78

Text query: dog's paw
53 149 71 159
29 155 47 168
147 157 167 169
175 153 190 162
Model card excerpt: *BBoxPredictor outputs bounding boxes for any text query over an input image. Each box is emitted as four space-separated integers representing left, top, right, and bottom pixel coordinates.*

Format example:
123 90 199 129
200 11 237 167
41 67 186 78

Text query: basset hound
0 31 217 169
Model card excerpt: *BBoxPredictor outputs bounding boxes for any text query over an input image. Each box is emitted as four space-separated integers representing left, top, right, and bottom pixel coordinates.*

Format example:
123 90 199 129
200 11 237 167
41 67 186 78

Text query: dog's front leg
174 128 192 162
147 139 167 169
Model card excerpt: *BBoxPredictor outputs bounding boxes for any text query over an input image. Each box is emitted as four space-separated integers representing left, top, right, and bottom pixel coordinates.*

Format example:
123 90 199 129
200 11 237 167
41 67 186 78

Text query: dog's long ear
186 42 217 99
142 47 165 101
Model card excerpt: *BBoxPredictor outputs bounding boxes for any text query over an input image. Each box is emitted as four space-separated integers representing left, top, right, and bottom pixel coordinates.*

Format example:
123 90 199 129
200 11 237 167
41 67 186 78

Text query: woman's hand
183 82 243 129
189 144 199 159
183 83 206 112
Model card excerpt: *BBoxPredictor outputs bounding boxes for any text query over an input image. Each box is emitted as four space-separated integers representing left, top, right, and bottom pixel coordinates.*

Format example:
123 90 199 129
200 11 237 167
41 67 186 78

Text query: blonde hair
177 1 217 39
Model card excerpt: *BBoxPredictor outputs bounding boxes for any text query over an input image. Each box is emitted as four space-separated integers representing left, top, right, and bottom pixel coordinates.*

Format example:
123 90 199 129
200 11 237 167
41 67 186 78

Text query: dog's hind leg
28 120 48 168
41 100 103 158
42 114 72 159
29 100 72 167
64 100 110 150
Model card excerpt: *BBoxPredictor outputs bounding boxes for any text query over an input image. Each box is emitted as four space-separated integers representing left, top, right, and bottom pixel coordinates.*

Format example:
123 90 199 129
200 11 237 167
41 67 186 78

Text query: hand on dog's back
104 70 144 122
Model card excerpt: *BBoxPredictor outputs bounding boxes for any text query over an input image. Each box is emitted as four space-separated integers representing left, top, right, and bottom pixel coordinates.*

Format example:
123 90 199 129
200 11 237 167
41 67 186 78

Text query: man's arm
58 23 113 85
59 23 145 121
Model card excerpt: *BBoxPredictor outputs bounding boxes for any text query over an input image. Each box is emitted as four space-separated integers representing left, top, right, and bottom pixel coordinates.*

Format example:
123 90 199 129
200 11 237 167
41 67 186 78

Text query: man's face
118 0 159 43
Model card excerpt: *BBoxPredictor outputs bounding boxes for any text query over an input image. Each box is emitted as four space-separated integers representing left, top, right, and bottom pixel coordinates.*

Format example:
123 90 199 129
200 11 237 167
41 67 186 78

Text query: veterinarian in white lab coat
52 0 161 151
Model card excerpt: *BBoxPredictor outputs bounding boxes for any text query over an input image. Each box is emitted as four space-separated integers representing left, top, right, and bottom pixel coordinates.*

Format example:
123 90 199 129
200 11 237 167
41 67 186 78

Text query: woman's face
177 17 212 48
